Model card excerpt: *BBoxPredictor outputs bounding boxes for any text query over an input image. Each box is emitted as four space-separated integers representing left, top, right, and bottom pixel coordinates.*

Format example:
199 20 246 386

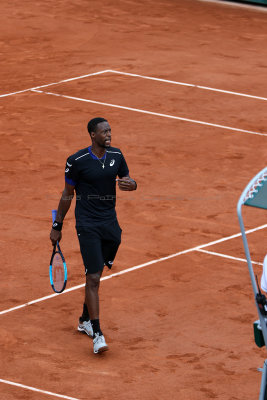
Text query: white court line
0 70 109 98
0 247 200 316
1 223 267 316
195 223 267 249
0 284 84 315
196 248 263 265
109 69 267 102
31 89 267 137
2 68 267 103
0 379 80 400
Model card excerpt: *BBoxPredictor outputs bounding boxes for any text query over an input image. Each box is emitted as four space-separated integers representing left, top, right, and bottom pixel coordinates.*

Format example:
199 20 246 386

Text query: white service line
109 69 267 102
0 70 110 98
0 379 80 400
196 248 262 266
1 223 267 316
31 89 267 137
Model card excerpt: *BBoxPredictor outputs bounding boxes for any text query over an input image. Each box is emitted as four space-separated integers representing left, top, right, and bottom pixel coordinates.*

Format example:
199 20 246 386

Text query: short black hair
87 117 107 134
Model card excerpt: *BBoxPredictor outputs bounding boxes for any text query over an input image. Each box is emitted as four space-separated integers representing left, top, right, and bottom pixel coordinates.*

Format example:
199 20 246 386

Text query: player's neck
91 144 106 158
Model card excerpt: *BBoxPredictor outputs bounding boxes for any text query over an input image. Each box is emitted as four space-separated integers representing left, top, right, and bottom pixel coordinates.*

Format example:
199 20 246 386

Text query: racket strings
52 252 65 292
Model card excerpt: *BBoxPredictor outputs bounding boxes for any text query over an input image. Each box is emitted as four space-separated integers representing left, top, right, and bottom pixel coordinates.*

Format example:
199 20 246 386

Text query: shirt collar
88 146 106 160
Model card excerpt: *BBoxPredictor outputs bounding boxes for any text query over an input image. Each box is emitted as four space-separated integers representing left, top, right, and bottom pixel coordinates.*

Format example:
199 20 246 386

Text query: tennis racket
49 210 67 293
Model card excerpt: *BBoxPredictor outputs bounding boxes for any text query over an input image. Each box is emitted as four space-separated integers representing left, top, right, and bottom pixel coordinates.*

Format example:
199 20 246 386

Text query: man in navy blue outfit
50 117 137 353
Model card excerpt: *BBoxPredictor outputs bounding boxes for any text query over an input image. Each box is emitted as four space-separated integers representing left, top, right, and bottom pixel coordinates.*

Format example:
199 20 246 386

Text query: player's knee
86 271 101 288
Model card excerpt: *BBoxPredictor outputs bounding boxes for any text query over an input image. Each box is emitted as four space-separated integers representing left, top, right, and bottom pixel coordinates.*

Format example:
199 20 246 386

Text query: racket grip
52 209 57 223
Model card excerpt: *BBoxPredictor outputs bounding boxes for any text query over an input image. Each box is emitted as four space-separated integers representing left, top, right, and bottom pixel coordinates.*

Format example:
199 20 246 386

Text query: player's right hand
50 229 62 245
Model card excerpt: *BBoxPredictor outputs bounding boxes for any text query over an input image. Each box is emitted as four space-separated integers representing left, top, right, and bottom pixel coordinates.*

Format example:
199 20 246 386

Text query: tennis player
50 117 137 354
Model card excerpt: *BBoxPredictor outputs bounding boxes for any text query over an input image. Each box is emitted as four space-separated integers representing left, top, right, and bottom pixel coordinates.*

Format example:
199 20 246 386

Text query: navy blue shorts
76 220 122 274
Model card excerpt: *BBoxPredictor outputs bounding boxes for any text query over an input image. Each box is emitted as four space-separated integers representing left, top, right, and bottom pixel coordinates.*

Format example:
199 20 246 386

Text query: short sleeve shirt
65 146 129 227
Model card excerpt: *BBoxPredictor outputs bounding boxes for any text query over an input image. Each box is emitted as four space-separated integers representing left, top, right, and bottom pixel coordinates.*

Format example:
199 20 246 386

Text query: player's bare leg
85 269 103 320
85 269 108 353
78 269 102 338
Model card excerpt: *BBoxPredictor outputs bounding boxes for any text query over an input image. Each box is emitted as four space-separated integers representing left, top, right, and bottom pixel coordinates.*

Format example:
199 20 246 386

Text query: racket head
49 244 67 293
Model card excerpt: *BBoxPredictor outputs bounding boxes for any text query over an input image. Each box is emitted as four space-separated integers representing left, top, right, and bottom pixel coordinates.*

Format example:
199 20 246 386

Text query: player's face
94 121 111 148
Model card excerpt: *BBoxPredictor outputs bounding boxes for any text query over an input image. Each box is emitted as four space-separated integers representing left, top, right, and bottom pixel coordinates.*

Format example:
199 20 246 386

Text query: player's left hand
117 177 137 191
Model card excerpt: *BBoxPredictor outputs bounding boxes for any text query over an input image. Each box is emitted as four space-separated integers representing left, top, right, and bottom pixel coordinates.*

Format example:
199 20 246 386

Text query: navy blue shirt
65 146 129 227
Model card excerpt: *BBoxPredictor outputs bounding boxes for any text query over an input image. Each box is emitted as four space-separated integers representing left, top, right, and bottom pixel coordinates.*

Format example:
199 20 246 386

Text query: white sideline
196 248 263 265
0 379 80 400
1 223 267 316
31 89 267 137
0 70 110 98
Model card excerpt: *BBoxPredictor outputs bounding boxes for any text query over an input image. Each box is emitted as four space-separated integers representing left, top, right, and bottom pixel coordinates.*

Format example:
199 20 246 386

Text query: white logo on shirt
65 168 69 173
110 159 115 166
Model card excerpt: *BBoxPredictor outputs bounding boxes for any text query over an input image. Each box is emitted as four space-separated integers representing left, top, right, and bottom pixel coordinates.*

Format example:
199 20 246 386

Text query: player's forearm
55 189 74 223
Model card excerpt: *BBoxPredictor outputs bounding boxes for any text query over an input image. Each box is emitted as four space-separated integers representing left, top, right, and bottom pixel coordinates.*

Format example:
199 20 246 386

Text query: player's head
87 117 111 148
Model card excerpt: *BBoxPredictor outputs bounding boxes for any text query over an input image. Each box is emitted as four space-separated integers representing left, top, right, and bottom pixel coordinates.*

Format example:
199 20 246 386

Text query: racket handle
52 209 57 223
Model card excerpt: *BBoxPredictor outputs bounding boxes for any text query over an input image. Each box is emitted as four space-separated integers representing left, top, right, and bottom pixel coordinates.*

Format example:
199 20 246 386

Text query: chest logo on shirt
110 159 115 167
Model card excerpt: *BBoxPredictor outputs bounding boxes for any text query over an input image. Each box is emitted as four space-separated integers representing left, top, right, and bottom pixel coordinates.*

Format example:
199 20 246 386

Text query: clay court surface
2 0 267 399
